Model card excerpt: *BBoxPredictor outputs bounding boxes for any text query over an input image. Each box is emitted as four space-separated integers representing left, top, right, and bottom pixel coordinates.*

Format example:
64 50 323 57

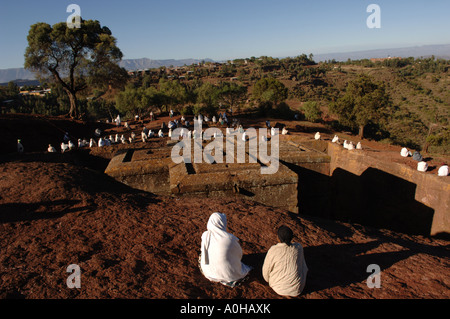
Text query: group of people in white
16 114 449 178
400 147 448 176
311 132 448 176
199 212 308 297
328 133 363 150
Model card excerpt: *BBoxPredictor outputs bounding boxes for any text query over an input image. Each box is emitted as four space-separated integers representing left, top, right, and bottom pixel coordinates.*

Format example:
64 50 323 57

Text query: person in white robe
141 131 148 142
400 147 410 157
199 213 252 287
332 135 339 143
270 127 276 137
48 144 56 153
417 161 428 172
347 142 355 150
438 164 449 176
61 142 69 153
314 132 321 140
98 138 106 147
343 140 349 149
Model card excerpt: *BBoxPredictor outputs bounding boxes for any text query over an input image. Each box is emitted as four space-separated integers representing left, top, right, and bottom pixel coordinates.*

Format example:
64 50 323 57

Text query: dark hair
277 225 293 246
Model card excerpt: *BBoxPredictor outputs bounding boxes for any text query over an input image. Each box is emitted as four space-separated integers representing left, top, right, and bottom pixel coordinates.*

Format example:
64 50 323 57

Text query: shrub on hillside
302 101 322 123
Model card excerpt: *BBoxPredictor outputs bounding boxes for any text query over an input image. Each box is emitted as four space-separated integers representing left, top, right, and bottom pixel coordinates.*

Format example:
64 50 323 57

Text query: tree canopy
218 82 247 111
330 74 392 138
24 19 126 119
252 77 288 106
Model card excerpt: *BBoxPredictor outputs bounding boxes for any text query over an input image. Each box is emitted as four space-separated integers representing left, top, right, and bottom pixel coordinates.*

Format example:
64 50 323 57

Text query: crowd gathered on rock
14 110 449 177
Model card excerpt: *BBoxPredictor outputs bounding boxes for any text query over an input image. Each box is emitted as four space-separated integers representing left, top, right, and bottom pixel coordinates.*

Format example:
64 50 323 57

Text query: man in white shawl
200 212 252 287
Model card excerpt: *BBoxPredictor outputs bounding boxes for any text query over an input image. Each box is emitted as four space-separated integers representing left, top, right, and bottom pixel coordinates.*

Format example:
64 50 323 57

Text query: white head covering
202 212 228 265
200 212 251 283
438 165 449 176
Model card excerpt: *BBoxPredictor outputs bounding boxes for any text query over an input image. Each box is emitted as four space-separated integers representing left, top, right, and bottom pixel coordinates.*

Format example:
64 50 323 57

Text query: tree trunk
358 125 365 139
66 90 78 119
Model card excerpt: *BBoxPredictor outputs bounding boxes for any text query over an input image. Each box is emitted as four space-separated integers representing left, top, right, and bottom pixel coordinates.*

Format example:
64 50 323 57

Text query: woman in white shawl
199 212 252 287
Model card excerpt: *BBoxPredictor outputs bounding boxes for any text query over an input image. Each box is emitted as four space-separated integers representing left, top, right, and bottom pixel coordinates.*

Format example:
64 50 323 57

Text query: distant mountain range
1 44 449 84
0 68 37 84
119 58 214 71
313 44 450 62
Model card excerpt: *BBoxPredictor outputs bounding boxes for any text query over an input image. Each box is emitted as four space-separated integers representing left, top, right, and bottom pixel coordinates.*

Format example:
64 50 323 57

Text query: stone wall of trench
104 138 449 238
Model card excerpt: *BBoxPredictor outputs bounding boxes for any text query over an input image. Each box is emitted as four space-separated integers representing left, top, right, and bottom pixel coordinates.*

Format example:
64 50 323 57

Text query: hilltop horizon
1 43 450 84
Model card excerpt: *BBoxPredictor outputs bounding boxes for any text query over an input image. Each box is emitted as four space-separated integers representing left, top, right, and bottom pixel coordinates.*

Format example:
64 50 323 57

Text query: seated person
438 164 449 176
262 225 308 297
400 147 410 157
412 151 423 161
199 212 252 288
417 161 428 172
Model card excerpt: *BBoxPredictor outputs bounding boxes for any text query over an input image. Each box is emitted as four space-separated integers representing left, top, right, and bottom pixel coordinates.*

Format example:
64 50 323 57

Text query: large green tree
195 82 220 108
159 79 187 112
330 74 392 139
252 77 288 106
218 82 247 111
115 84 147 118
24 19 125 119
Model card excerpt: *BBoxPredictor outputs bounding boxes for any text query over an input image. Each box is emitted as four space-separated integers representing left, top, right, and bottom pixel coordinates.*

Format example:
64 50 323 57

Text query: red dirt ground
0 114 449 301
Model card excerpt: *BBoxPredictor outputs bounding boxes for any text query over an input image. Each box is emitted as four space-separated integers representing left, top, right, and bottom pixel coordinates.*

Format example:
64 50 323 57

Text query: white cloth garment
400 147 409 157
438 165 449 176
332 135 339 143
343 140 348 149
347 142 355 150
417 161 428 172
314 132 321 140
200 213 251 284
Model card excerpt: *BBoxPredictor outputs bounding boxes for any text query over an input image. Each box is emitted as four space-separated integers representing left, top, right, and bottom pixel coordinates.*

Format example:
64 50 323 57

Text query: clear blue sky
0 0 449 69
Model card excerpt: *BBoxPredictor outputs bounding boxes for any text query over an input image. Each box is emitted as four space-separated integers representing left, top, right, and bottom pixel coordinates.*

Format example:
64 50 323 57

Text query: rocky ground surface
0 113 448 300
